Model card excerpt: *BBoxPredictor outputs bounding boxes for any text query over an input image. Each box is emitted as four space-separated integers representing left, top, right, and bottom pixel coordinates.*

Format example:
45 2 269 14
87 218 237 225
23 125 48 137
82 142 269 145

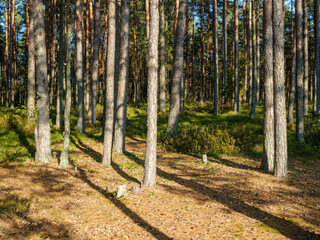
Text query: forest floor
0 105 320 239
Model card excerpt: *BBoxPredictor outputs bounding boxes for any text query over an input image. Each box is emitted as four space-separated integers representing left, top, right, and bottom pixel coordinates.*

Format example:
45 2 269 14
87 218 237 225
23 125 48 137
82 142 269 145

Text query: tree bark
142 0 159 187
10 0 16 109
296 0 305 143
76 0 85 133
250 0 257 118
273 0 287 177
248 0 253 105
213 0 219 115
223 0 227 90
262 0 274 172
85 0 90 113
34 0 52 163
114 0 130 153
314 0 320 115
159 0 166 112
166 0 187 133
243 0 248 102
102 0 117 165
234 0 239 112
256 0 260 103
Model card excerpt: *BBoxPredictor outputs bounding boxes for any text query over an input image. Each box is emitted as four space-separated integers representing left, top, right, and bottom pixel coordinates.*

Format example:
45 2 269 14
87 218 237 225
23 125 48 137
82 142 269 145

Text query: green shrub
159 124 239 157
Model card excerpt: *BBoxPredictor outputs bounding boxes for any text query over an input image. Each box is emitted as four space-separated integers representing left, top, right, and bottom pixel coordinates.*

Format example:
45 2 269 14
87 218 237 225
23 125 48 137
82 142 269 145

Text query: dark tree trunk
34 0 52 163
213 0 219 115
234 0 239 112
250 0 257 118
166 0 187 133
289 2 296 124
303 0 308 116
223 0 227 90
273 0 287 177
159 0 166 112
314 0 320 115
256 0 260 103
142 0 159 188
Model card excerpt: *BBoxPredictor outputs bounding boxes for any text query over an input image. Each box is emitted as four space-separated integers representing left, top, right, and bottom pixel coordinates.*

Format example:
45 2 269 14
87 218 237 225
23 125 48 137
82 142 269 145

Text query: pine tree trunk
27 0 36 121
223 0 227 91
166 0 187 133
213 0 219 115
34 0 52 163
10 0 16 109
102 0 117 165
159 0 166 112
76 0 85 133
4 0 9 107
114 0 130 154
85 0 90 113
56 0 65 129
273 0 288 177
142 0 159 188
243 0 248 103
303 0 308 116
248 0 253 105
234 0 239 112
256 0 260 103
250 0 257 118
296 0 305 144
200 1 205 102
262 0 274 172
314 0 320 115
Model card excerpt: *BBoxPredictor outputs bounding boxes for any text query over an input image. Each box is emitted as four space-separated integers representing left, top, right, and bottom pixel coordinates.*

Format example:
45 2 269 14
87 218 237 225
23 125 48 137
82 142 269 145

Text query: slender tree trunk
56 0 65 129
303 0 308 116
76 0 85 133
273 0 287 177
288 2 296 124
133 0 139 104
102 0 117 165
250 0 257 118
234 0 239 112
200 1 205 102
142 0 159 188
314 0 320 115
34 0 52 163
256 0 260 103
4 0 9 107
213 0 219 115
146 0 150 41
10 0 16 109
243 0 248 102
90 0 100 124
248 0 253 105
114 0 130 153
223 0 227 91
60 13 72 168
159 0 166 112
174 0 179 37
166 0 187 133
27 0 36 121
296 0 305 143
85 0 90 113
262 0 274 172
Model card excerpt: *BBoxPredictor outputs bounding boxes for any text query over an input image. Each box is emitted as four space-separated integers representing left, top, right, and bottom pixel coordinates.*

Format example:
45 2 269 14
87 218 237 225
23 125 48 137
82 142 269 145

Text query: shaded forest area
0 0 320 239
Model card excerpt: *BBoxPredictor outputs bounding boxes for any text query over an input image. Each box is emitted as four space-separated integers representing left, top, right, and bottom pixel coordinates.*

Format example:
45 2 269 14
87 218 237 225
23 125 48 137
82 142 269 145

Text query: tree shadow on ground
124 152 319 240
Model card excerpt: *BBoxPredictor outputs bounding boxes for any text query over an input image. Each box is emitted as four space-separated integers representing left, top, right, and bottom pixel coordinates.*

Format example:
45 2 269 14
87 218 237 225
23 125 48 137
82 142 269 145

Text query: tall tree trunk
166 0 187 133
133 0 139 104
262 0 274 172
248 0 252 105
102 0 116 165
4 0 9 107
85 0 90 113
234 0 239 112
90 0 100 124
146 0 150 41
10 0 16 109
256 0 260 103
288 1 296 124
114 0 130 153
273 0 287 177
56 0 65 129
213 0 219 115
60 10 72 168
314 0 320 115
76 0 85 133
250 0 257 118
223 0 227 91
174 0 179 37
34 0 52 163
88 0 94 123
303 0 308 116
296 0 305 144
200 1 205 102
142 0 159 188
27 0 36 121
159 0 166 112
243 0 248 103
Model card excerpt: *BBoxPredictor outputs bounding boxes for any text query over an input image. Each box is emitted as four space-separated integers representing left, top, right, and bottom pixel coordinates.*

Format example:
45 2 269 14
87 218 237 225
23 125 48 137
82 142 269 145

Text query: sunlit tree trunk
256 0 260 103
243 0 248 103
303 0 308 116
234 0 239 112
223 0 227 91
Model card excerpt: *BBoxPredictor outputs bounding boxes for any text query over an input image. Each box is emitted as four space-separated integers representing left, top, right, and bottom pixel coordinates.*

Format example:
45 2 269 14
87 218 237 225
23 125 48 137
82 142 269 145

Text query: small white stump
116 185 128 198
202 154 208 164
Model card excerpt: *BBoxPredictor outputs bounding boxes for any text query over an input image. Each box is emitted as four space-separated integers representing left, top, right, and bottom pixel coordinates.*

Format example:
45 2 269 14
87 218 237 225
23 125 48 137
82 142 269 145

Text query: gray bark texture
114 0 130 154
34 0 52 163
60 23 72 168
166 0 187 133
27 0 36 121
102 0 116 165
288 18 296 124
234 0 239 112
159 0 166 112
273 0 288 177
76 0 85 133
213 0 219 115
142 0 159 187
262 0 274 172
296 0 305 144
303 0 308 116
90 0 100 125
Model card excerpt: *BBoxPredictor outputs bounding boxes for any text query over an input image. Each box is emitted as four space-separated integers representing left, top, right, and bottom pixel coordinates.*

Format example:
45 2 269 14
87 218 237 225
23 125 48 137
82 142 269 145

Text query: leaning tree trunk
273 0 287 177
113 0 130 154
60 13 72 168
296 0 305 144
102 0 117 165
315 0 320 115
76 0 85 133
34 0 52 163
234 0 239 112
90 0 100 125
27 0 36 121
166 0 187 133
213 0 219 115
142 0 159 188
262 0 274 172
159 0 166 112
